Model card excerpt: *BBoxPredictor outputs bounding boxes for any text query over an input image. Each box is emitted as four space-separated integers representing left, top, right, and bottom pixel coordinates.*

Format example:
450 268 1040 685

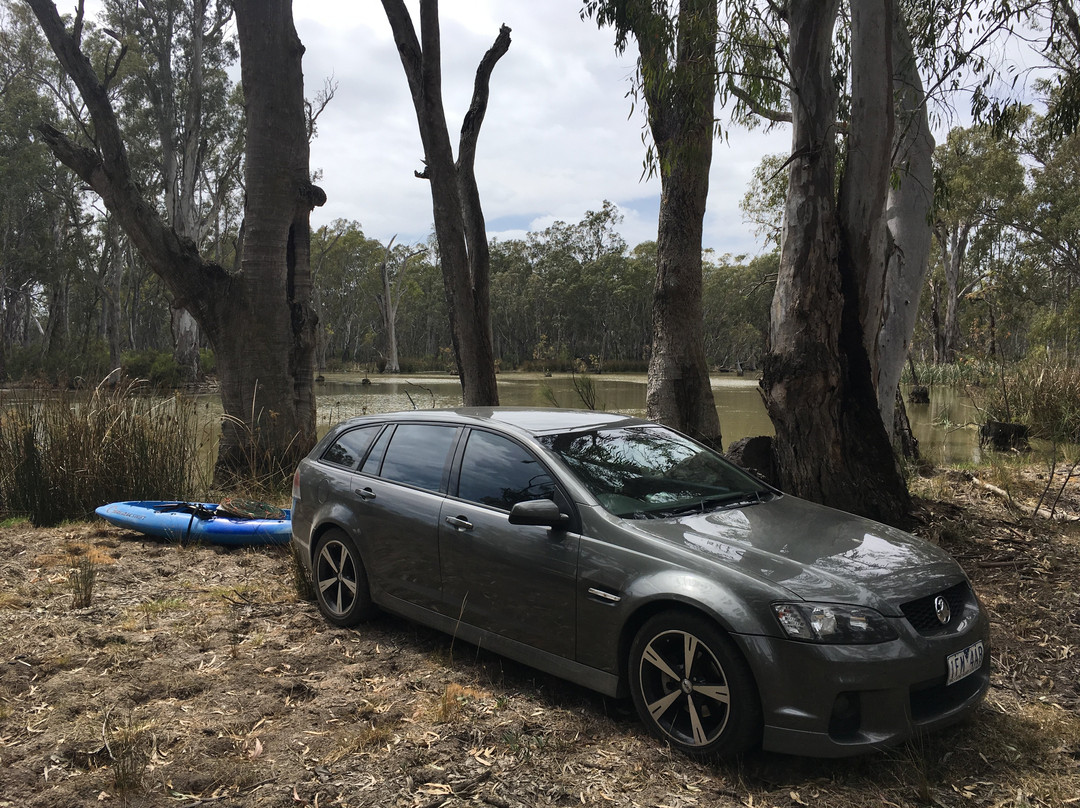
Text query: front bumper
738 608 991 757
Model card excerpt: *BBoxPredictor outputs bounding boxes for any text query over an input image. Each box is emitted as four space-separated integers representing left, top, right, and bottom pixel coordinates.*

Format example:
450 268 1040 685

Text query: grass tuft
104 709 152 793
67 545 96 609
0 379 209 526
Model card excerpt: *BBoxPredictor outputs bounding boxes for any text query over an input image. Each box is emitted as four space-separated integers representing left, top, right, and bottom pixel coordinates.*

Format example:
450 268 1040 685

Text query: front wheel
313 529 373 626
629 611 761 758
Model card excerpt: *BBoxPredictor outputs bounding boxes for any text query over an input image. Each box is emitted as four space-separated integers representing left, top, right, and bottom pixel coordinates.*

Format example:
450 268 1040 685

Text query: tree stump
978 421 1030 451
908 385 929 404
725 436 779 488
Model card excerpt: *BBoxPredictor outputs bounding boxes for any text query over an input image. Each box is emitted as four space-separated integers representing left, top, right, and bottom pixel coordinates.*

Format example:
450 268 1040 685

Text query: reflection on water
311 372 982 466
904 385 981 466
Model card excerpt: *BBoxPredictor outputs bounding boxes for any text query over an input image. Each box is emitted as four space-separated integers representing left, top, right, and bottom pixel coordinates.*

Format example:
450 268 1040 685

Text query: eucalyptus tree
381 0 507 406
714 0 1028 522
930 126 1024 363
583 0 723 447
0 1 69 378
27 0 322 481
375 237 426 374
1016 120 1080 359
102 0 242 383
718 0 913 523
310 220 382 369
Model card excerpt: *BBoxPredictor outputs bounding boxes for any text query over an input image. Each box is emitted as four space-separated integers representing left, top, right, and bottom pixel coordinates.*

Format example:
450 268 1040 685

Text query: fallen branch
971 476 1011 501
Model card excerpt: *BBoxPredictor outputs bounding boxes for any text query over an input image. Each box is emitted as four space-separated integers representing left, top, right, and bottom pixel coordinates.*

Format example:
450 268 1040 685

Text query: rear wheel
313 529 373 626
629 611 761 757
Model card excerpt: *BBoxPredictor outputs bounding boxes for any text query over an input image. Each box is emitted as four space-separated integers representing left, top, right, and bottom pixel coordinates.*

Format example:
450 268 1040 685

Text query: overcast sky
292 1 790 256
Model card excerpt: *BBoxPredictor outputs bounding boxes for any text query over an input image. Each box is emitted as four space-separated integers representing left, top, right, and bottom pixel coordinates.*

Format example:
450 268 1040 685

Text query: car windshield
540 425 771 519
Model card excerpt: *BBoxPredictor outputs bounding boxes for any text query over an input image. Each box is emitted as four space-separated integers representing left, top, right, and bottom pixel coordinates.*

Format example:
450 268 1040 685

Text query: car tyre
629 611 761 758
313 529 374 626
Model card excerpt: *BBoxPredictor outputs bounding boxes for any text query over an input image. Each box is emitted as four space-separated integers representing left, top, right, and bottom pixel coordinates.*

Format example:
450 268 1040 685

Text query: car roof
329 407 649 439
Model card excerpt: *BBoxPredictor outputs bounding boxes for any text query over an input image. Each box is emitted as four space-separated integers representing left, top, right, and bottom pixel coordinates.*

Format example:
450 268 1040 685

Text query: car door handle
444 515 473 531
354 487 376 500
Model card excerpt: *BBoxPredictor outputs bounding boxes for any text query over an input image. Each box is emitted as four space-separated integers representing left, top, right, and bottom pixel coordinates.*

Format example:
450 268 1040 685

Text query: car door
351 422 460 610
438 428 580 658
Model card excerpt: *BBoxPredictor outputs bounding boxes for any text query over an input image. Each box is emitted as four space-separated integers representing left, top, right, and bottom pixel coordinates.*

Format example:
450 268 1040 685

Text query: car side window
321 425 380 470
457 430 556 512
377 424 458 492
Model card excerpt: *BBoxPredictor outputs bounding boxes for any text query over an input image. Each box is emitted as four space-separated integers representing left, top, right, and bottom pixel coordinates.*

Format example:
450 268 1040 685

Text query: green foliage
701 251 774 369
199 348 216 376
740 153 788 250
121 349 185 387
0 382 206 526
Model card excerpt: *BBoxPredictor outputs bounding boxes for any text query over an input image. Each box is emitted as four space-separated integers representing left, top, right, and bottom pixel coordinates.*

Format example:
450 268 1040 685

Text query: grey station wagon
290 408 989 758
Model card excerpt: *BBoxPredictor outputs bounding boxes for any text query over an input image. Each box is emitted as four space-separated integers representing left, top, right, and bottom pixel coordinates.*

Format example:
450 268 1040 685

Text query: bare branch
727 79 792 124
456 24 511 172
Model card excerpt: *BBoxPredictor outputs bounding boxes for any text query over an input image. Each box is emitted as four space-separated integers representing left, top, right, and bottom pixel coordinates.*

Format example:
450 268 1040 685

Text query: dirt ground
1 465 1079 808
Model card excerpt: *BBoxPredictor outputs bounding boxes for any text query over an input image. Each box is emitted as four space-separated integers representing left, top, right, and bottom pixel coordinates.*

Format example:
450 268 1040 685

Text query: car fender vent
587 586 621 604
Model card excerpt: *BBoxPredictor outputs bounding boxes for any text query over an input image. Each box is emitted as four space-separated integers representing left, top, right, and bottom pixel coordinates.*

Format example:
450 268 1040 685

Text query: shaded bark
382 0 504 406
28 0 320 482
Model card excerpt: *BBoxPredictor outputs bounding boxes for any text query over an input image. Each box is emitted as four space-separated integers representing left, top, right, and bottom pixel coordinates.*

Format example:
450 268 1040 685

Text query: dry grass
0 467 1078 808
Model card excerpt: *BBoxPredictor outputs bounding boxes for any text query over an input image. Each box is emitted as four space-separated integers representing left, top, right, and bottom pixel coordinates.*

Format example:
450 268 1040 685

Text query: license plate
946 640 985 685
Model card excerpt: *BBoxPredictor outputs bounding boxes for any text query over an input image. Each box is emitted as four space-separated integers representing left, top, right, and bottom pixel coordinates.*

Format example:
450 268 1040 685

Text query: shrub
121 349 185 387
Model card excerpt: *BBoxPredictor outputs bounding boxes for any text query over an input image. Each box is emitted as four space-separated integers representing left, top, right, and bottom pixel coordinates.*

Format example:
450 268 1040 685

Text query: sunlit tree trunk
877 7 935 432
761 0 911 526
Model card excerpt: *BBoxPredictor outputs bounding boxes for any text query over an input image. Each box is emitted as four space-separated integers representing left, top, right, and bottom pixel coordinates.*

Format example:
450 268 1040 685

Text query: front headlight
773 602 898 644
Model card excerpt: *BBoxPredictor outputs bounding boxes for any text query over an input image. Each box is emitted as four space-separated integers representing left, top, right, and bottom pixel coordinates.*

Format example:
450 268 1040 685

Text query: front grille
900 580 971 636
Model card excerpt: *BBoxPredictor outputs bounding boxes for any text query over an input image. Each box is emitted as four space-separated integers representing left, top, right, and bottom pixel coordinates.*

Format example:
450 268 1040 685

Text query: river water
312 371 982 466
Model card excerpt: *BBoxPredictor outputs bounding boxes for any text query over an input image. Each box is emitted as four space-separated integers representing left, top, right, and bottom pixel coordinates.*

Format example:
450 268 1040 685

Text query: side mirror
508 499 569 529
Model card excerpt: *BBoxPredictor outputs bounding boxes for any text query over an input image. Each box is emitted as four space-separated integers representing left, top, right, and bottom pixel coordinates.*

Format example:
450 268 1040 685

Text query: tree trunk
942 224 969 363
876 7 935 432
641 0 722 447
382 0 503 406
170 306 200 383
96 217 123 371
761 0 911 527
28 0 320 483
217 0 319 479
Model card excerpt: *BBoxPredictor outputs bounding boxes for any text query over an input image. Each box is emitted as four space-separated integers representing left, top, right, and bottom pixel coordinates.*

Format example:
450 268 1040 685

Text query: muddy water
311 372 981 466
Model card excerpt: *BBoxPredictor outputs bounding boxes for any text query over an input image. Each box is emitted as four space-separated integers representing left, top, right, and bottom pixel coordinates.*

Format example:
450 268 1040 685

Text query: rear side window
457 430 555 511
377 424 458 492
321 425 380 470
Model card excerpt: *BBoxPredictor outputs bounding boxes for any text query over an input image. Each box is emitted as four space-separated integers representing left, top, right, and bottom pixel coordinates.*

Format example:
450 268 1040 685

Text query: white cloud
294 2 788 254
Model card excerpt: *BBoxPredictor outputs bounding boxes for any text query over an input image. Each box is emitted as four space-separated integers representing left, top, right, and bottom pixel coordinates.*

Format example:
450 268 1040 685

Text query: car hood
625 494 963 614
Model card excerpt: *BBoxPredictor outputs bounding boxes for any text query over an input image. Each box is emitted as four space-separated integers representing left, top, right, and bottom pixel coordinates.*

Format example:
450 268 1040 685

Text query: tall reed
0 380 207 526
971 363 1080 443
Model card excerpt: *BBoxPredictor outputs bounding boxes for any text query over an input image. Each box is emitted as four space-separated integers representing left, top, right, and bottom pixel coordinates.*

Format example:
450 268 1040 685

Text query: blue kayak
95 501 291 546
